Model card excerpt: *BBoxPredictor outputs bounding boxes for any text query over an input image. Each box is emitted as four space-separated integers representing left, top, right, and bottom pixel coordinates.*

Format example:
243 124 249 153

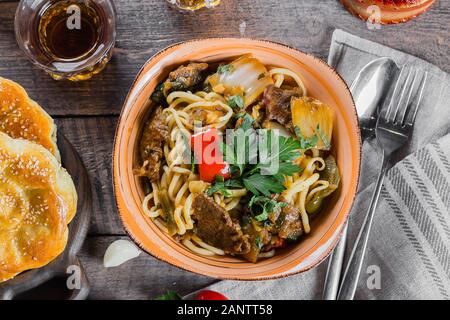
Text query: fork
337 67 428 300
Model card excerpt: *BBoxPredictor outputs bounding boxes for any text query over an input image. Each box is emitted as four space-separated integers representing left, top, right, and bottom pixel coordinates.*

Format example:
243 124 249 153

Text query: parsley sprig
227 95 244 110
248 195 288 222
211 128 302 197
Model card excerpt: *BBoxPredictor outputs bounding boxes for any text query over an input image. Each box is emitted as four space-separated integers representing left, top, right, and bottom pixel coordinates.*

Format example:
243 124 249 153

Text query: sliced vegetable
227 94 245 110
158 189 178 236
291 97 334 150
188 180 210 194
207 55 274 107
191 128 231 183
306 155 340 215
262 120 291 137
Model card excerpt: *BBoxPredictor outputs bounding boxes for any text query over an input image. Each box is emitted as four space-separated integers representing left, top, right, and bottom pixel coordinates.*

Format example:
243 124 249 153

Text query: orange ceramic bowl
113 38 361 280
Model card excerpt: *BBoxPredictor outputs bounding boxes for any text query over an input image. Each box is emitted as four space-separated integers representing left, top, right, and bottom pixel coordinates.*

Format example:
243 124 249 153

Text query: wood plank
0 0 449 116
78 235 217 300
55 116 124 235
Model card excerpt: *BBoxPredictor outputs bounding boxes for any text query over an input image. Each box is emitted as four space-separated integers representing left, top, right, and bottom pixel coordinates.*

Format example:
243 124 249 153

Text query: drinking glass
15 0 116 81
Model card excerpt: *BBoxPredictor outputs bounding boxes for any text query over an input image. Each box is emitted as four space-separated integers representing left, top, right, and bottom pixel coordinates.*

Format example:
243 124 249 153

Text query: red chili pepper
190 128 231 183
195 290 228 300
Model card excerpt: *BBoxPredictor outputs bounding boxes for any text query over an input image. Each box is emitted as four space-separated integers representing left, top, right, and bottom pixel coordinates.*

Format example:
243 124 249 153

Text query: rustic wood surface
0 0 449 300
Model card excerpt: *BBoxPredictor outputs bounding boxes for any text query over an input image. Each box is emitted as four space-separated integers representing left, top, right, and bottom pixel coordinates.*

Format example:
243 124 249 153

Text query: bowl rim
112 37 361 280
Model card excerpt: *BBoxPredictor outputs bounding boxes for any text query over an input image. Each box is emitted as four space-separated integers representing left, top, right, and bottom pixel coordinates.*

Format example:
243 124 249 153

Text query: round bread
0 132 77 283
0 77 60 160
340 0 435 24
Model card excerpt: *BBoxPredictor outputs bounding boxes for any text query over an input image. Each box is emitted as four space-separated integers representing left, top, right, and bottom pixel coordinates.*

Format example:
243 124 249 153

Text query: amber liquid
38 1 101 60
169 0 221 10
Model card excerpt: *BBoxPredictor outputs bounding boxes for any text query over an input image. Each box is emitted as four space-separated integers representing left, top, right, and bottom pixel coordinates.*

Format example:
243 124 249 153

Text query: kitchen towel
187 29 450 300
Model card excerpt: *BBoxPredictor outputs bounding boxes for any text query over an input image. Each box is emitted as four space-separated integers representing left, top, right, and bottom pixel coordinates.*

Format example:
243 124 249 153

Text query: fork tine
407 71 428 126
384 66 406 121
390 67 413 123
399 69 418 125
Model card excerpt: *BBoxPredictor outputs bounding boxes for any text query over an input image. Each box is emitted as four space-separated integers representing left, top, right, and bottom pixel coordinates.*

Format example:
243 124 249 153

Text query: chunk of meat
192 193 251 255
263 85 303 130
163 62 209 96
137 106 169 182
277 203 304 241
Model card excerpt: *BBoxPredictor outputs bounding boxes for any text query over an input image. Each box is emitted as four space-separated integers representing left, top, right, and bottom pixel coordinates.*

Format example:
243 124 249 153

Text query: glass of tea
15 0 116 81
166 0 221 11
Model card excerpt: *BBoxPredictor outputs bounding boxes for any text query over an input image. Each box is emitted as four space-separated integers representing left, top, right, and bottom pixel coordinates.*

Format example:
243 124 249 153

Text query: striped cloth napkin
187 30 450 300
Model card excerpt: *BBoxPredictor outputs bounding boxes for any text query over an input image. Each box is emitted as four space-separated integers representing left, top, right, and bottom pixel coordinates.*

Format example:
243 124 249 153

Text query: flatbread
0 132 77 283
0 77 59 160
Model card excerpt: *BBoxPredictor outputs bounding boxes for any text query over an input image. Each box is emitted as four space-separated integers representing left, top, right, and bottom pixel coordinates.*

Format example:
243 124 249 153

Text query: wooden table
0 0 448 300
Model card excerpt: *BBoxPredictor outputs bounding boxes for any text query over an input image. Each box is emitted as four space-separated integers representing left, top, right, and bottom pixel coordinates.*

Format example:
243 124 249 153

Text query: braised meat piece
136 106 169 182
162 62 209 96
277 203 304 241
192 193 251 255
263 85 303 130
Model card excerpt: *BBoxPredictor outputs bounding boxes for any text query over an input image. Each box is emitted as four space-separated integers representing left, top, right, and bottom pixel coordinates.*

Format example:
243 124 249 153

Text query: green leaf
228 95 244 109
316 124 331 150
294 126 318 150
243 174 286 197
277 135 302 161
154 291 182 300
235 112 255 131
225 179 245 188
217 64 233 74
276 162 302 177
206 176 232 197
249 195 288 222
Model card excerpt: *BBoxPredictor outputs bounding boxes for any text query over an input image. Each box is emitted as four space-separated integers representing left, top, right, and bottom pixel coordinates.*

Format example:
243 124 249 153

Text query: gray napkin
188 29 450 300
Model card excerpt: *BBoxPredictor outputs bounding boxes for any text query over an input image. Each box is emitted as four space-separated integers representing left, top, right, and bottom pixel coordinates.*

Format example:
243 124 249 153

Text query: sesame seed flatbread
0 77 60 161
0 132 77 283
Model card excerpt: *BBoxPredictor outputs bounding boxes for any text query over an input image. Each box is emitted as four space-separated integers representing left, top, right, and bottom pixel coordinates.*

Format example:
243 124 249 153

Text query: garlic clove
103 239 142 268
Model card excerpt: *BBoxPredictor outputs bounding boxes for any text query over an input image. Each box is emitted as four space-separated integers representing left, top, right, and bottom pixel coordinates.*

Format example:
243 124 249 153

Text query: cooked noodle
139 58 338 261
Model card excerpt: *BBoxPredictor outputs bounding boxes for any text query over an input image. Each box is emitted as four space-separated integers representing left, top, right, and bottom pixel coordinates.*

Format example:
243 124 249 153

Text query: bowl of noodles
113 38 361 280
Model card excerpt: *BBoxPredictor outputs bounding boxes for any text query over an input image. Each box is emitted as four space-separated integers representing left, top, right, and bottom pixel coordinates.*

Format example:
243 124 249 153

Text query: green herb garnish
217 64 233 74
206 175 232 197
219 129 301 196
227 94 244 109
154 291 182 300
234 112 255 131
248 195 288 222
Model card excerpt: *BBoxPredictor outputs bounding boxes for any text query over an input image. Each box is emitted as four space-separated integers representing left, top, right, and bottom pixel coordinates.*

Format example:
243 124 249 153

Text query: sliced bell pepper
190 128 231 183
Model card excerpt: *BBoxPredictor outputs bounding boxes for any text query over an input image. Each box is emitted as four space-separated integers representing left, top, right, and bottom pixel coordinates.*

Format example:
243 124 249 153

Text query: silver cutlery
323 57 399 300
337 67 428 300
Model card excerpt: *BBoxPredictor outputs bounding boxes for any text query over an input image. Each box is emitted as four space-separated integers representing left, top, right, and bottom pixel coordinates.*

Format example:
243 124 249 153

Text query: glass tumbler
15 0 116 81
